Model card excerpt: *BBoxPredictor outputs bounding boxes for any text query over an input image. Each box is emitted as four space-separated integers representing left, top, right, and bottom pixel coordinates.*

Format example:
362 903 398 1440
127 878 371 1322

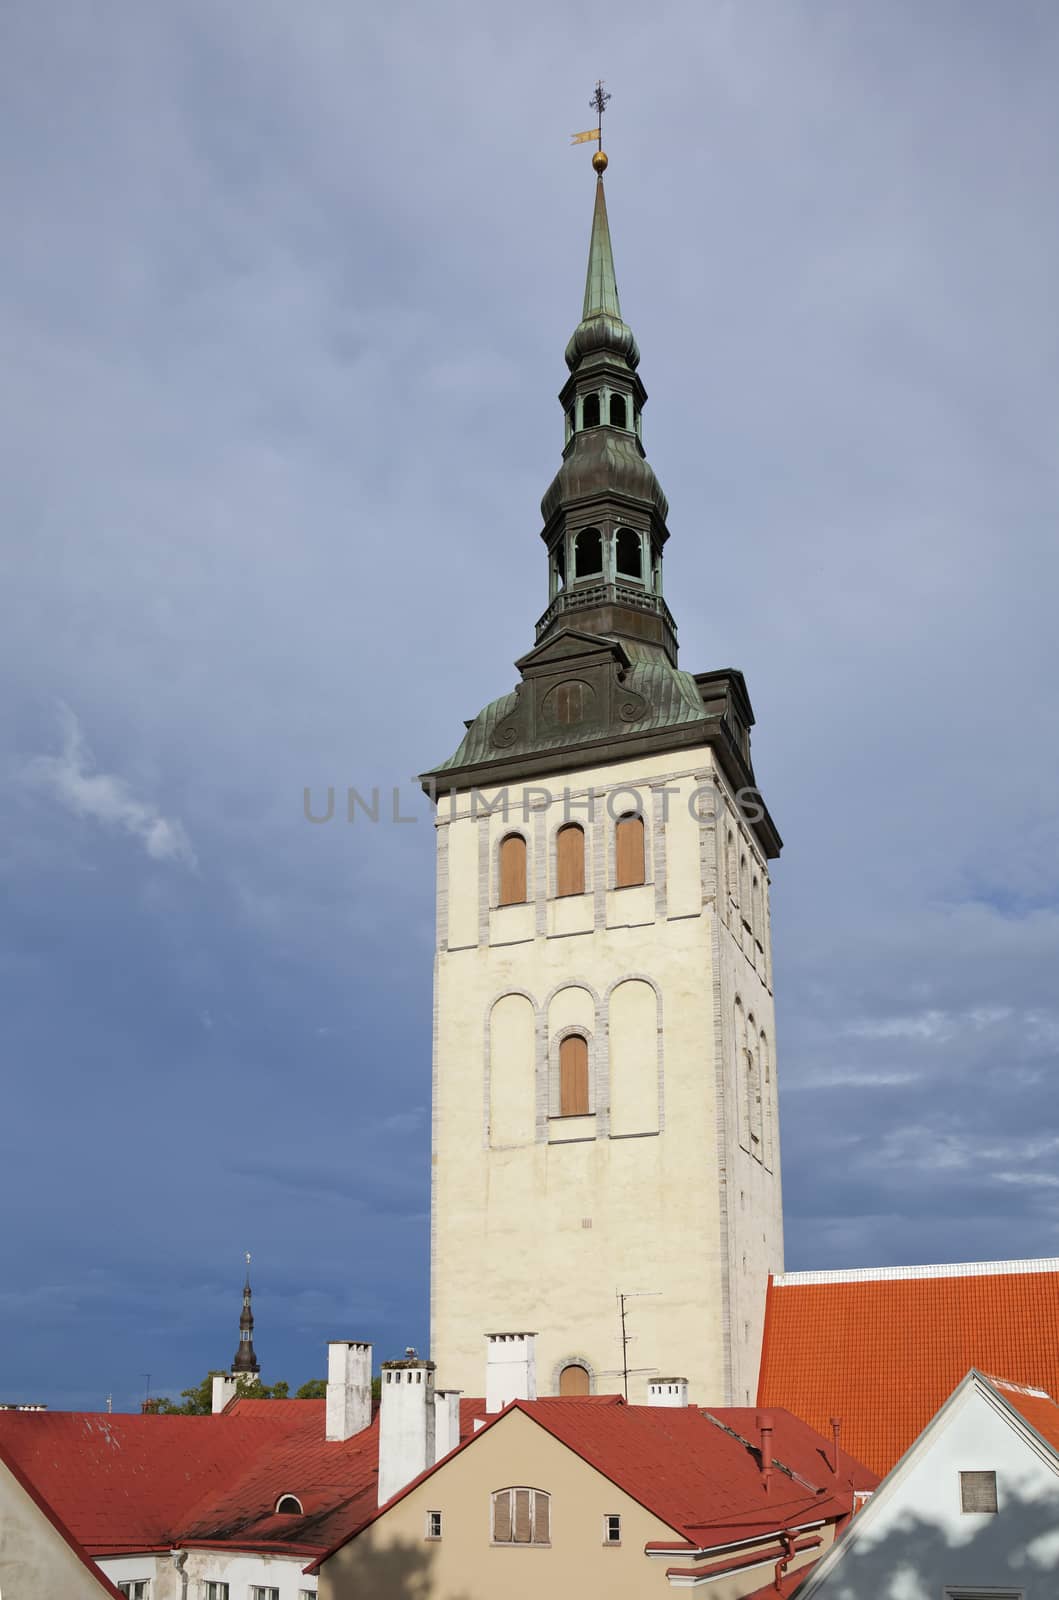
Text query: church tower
421 146 783 1406
232 1256 260 1377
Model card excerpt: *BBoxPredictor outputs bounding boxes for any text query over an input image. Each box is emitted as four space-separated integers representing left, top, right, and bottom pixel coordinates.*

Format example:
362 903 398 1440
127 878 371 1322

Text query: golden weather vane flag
571 79 611 165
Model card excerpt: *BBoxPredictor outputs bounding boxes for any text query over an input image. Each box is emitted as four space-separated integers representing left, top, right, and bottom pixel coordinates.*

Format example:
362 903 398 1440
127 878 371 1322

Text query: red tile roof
0 1398 478 1560
308 1397 877 1573
0 1435 125 1597
0 1391 876 1581
757 1258 1059 1477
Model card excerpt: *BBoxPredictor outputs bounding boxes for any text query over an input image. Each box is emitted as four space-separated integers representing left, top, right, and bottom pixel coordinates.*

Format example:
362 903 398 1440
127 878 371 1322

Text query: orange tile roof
757 1258 1059 1477
990 1377 1059 1455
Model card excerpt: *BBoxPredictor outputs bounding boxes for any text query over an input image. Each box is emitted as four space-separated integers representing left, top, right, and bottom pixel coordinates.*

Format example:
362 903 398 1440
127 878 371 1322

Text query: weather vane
571 79 611 174
245 1250 251 1268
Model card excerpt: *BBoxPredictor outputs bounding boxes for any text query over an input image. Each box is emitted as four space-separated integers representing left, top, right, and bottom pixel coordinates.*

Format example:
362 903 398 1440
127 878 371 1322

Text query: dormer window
275 1493 303 1515
615 527 643 581
574 527 602 579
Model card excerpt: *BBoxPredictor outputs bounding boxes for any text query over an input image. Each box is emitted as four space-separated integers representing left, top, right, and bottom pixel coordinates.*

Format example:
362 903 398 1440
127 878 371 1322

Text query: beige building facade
430 747 781 1405
315 1405 830 1600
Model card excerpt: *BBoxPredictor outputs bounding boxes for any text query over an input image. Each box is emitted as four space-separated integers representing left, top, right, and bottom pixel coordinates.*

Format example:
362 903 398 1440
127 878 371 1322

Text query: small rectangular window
117 1585 149 1600
426 1509 443 1539
960 1470 999 1513
249 1589 280 1600
204 1585 229 1600
604 1513 622 1544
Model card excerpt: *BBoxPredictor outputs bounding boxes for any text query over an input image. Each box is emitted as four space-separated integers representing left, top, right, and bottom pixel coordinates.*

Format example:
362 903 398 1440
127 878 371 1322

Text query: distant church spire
232 1251 260 1376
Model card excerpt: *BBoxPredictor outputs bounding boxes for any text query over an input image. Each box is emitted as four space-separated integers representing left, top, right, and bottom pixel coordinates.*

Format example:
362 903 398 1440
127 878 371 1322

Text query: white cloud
24 705 197 870
844 1008 1012 1043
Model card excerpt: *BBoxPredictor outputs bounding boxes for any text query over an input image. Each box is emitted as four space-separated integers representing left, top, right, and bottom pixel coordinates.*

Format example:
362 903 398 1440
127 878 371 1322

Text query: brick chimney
378 1354 436 1505
486 1333 537 1413
326 1341 373 1442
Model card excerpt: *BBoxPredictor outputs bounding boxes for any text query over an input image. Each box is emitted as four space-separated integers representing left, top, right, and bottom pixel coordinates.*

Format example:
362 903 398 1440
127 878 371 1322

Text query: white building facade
797 1370 1059 1599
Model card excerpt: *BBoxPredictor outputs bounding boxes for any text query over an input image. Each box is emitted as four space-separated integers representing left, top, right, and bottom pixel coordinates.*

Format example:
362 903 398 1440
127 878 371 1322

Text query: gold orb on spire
592 149 608 174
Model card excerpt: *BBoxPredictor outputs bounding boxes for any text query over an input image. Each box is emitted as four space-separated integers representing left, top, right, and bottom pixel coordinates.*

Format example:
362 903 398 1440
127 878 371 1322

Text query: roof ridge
774 1257 1059 1285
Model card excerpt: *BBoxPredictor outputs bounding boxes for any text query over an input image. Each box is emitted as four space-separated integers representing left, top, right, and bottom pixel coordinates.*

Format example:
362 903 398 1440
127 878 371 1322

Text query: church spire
538 144 675 664
232 1252 260 1376
582 174 622 322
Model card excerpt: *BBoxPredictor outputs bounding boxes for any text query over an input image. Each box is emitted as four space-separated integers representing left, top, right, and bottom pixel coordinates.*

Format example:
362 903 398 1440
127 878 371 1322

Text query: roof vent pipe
829 1415 843 1474
756 1410 774 1493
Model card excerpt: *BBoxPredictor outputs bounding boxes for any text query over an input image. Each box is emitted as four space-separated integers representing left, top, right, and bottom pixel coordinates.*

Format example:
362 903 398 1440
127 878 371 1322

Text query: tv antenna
596 1290 660 1401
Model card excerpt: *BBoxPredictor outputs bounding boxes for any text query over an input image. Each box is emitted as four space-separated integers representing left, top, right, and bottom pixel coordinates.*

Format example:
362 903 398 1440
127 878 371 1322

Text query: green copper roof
566 176 640 372
583 177 622 320
430 646 709 775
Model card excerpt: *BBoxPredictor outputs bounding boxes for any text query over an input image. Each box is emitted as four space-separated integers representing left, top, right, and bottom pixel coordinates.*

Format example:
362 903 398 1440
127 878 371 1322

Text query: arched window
582 392 601 428
615 813 645 888
739 853 751 928
746 1015 762 1156
553 539 566 590
609 393 627 428
615 527 642 580
559 1034 589 1116
556 824 585 897
566 405 575 436
275 1494 303 1515
492 1487 550 1544
559 1363 590 1396
727 831 738 910
574 526 602 578
498 834 527 906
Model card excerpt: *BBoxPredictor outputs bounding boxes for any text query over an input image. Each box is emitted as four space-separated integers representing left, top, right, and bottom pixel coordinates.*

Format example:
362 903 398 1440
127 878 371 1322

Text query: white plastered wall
799 1378 1059 1598
431 745 783 1406
101 1549 315 1600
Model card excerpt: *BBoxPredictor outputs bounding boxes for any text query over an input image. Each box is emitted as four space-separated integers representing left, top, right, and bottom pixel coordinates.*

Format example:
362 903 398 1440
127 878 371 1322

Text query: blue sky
2 0 1058 1411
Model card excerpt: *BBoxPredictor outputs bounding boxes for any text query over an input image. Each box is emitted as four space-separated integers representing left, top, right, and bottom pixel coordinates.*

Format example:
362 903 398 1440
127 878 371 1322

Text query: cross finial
245 1251 251 1268
571 79 612 174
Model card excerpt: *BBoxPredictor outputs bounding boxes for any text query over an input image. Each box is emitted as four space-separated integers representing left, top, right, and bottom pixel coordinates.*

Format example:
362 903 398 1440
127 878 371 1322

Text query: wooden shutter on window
498 835 527 906
615 814 645 887
556 824 585 896
533 1491 550 1543
560 1035 590 1116
960 1471 998 1512
493 1489 512 1541
514 1488 533 1543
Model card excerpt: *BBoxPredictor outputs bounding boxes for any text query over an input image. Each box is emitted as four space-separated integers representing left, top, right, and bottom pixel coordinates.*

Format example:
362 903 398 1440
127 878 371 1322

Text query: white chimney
434 1389 462 1462
486 1333 537 1413
648 1377 689 1408
211 1373 239 1414
378 1356 436 1505
326 1341 373 1442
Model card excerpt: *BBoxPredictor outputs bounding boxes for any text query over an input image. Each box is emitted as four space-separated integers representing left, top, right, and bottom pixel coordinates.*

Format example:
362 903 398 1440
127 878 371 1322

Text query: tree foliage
149 1372 310 1413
